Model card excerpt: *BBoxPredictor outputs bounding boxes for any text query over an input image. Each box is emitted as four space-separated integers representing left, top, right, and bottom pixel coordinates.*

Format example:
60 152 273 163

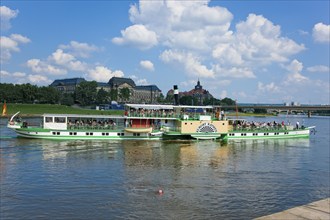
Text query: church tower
195 79 203 90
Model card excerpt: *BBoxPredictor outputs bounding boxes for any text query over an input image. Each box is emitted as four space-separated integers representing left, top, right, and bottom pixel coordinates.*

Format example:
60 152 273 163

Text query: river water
0 116 329 219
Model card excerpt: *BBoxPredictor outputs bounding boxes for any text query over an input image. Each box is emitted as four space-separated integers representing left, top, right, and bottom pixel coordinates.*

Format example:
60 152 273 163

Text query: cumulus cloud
140 60 154 71
0 70 50 85
258 82 280 93
0 70 10 77
114 0 305 83
27 74 52 84
232 14 305 64
160 49 214 78
87 66 124 82
283 59 309 84
307 65 330 73
112 24 158 50
59 41 99 58
27 59 67 75
0 34 31 63
50 49 87 71
313 23 330 43
0 6 18 30
213 65 255 78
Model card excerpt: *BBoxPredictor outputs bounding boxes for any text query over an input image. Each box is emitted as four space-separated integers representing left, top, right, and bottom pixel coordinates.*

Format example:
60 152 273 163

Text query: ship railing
127 112 221 120
68 124 125 130
231 125 293 132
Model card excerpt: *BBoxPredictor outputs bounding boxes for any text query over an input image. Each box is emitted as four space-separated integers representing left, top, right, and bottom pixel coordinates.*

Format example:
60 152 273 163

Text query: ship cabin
124 104 229 135
42 114 124 130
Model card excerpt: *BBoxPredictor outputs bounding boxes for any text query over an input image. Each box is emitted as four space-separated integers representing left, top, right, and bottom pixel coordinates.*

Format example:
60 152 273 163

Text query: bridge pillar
308 111 311 118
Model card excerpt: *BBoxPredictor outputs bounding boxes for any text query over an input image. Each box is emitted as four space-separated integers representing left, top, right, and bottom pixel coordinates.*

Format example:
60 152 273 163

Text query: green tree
75 81 98 106
119 87 130 103
157 93 165 103
220 97 236 106
179 96 198 105
20 83 38 103
109 89 118 101
37 86 61 104
96 88 109 104
60 93 74 106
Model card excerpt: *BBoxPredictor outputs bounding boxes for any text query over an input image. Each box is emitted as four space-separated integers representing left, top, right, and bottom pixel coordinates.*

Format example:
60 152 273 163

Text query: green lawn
1 103 124 116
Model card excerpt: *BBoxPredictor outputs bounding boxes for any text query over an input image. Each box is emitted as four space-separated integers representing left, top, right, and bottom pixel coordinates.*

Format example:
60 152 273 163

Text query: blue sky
1 0 329 104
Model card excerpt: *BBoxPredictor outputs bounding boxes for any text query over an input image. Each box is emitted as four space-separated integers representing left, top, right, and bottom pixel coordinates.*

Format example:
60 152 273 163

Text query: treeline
164 94 236 106
0 82 237 107
0 82 131 106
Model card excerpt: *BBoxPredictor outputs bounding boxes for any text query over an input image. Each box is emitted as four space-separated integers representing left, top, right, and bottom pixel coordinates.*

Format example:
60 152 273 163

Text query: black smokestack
173 85 179 105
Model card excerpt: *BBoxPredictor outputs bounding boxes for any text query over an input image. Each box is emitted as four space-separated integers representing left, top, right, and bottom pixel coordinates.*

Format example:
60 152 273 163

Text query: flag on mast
2 101 7 116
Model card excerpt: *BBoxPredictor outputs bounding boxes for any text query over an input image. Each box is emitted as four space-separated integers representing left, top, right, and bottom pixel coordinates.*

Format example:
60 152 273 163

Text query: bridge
214 104 330 117
217 105 330 111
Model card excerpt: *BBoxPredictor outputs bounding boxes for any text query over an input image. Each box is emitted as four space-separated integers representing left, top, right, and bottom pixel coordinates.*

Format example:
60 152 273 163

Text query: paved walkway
255 198 330 220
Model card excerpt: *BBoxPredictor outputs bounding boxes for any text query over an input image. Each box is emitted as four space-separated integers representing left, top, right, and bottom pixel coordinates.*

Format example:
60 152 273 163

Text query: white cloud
233 14 305 64
27 59 67 75
213 65 255 78
136 78 148 85
307 65 330 73
140 60 155 71
12 72 26 77
0 70 10 77
10 34 30 44
50 49 87 71
0 34 31 63
283 59 309 84
160 49 214 78
313 23 330 43
0 6 18 30
257 82 280 93
87 66 124 82
115 1 305 82
112 24 158 50
27 74 52 84
59 41 99 58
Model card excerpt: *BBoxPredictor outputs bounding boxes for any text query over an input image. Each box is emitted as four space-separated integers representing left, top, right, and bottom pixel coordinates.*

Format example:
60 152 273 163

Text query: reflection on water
0 117 329 219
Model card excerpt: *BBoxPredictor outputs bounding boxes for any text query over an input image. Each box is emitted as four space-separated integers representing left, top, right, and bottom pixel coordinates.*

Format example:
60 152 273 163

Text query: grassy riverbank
0 103 124 117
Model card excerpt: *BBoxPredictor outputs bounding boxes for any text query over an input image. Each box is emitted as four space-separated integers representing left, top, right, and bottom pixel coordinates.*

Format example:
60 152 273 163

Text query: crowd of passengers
125 108 226 119
233 120 302 130
67 119 117 129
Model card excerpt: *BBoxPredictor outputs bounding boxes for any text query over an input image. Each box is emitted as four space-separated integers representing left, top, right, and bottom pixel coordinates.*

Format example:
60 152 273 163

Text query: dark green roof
50 78 85 86
108 77 136 87
135 85 161 92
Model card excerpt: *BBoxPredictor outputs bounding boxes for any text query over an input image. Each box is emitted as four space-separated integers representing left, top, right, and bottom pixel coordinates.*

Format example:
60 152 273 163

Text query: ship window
52 132 56 135
185 123 187 125
102 133 105 136
55 117 66 123
106 133 109 135
121 133 124 136
86 132 89 135
137 133 140 136
45 117 53 123
90 133 93 136
74 132 77 135
117 133 120 136
70 132 73 135
57 132 60 135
